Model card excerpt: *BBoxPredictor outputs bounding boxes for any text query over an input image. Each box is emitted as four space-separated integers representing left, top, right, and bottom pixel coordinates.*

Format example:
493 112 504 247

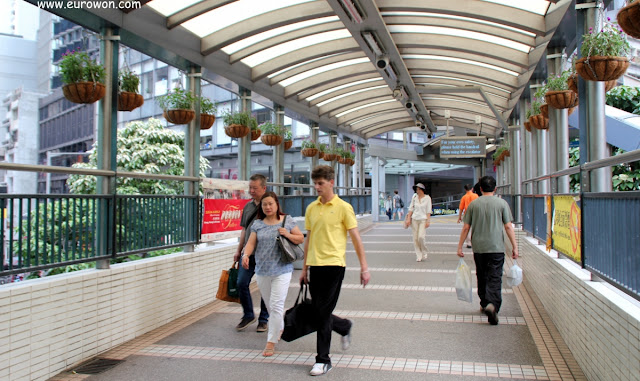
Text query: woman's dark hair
256 191 285 220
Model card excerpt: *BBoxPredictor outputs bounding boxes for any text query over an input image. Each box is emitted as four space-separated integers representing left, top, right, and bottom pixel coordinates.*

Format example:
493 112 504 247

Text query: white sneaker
310 363 332 376
341 320 353 350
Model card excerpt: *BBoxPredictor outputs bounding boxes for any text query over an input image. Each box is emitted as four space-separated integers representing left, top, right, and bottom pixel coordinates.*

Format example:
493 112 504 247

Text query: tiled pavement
49 216 586 380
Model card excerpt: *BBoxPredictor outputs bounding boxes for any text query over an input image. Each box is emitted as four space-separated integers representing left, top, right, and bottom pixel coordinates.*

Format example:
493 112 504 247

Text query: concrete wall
0 214 373 381
519 232 640 381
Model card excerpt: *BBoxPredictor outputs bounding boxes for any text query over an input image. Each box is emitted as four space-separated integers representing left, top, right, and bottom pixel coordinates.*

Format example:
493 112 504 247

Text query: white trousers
257 271 292 344
411 219 428 260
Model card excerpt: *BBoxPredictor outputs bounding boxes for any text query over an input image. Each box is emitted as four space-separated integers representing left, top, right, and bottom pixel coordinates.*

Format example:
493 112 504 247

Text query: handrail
522 148 640 184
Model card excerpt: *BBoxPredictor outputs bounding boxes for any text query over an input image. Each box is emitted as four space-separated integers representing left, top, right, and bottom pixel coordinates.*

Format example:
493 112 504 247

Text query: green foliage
200 97 217 115
284 129 293 141
301 140 316 149
580 22 631 57
317 143 328 152
118 68 140 93
156 88 196 110
258 121 286 136
59 51 106 84
526 108 532 119
531 100 542 115
605 85 640 114
67 118 210 195
492 144 509 160
222 110 257 128
568 145 640 191
546 71 572 91
339 148 354 159
533 85 548 100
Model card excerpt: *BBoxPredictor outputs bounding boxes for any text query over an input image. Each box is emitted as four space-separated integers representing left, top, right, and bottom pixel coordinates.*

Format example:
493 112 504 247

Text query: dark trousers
473 253 505 312
237 255 268 324
309 266 352 365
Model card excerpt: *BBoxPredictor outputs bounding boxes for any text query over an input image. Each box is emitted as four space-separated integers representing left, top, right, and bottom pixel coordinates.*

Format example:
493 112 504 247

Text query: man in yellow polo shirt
301 165 370 376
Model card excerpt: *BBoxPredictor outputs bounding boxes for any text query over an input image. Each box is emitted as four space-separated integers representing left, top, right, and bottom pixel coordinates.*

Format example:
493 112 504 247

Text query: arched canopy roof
34 0 572 143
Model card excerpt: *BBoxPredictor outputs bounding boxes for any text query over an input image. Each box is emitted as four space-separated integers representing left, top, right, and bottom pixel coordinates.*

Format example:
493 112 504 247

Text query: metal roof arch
282 63 377 98
268 51 365 85
321 88 393 116
308 78 387 107
297 72 383 101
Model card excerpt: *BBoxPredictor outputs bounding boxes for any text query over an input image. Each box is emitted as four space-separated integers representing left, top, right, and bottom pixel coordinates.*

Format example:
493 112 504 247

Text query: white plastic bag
455 258 473 303
506 260 523 287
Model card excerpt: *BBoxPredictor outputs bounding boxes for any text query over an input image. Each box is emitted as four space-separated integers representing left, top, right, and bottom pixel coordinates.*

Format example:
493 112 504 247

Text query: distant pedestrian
456 176 518 325
457 184 479 249
385 195 393 220
241 192 305 357
301 165 370 376
392 190 404 221
404 183 432 262
234 174 269 332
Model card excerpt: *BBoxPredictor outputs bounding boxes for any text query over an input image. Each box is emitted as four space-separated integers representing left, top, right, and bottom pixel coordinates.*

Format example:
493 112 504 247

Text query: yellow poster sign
552 196 581 262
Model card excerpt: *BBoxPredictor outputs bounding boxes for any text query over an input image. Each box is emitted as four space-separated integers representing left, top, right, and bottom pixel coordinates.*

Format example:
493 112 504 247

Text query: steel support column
239 87 252 181
310 124 319 194
96 27 119 269
510 124 522 222
358 144 365 195
371 156 380 221
344 139 351 194
330 133 339 189
556 107 570 193
273 105 285 195
184 67 201 252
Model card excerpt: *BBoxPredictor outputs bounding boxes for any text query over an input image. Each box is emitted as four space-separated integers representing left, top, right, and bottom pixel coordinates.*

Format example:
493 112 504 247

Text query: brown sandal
263 342 275 357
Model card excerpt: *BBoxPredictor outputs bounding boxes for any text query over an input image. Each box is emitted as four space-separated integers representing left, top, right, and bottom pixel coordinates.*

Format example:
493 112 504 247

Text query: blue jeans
237 255 269 323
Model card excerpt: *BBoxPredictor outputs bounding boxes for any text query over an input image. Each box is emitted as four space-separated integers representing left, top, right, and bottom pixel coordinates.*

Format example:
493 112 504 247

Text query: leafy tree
569 144 640 192
605 85 640 115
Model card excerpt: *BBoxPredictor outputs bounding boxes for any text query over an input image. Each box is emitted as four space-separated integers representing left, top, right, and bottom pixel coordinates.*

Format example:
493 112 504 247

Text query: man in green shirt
457 176 518 325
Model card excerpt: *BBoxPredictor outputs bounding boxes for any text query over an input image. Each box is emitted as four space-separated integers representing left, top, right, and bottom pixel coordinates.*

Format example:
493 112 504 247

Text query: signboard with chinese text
552 195 581 262
201 179 251 242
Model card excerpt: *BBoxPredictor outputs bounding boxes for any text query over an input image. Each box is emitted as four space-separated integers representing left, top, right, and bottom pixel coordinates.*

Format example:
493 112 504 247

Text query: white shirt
409 194 432 221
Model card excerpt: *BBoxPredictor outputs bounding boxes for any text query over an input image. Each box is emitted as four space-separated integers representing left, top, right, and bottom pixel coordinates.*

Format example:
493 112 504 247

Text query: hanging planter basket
224 124 250 138
284 140 293 150
337 156 346 164
529 114 549 130
62 82 106 104
261 134 283 146
345 158 355 166
251 129 261 141
301 148 318 157
164 109 195 125
323 153 337 161
318 151 325 159
117 91 144 111
576 56 629 82
540 104 549 118
504 149 511 158
617 1 640 39
524 121 532 132
567 73 616 94
200 114 215 130
545 90 577 110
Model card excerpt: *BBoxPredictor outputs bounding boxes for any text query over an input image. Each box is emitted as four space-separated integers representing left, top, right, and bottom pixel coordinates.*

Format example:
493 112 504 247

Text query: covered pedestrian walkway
48 218 588 381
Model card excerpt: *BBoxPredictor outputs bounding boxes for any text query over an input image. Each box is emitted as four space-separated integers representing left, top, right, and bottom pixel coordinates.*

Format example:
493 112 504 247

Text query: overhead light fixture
339 0 364 24
393 85 409 100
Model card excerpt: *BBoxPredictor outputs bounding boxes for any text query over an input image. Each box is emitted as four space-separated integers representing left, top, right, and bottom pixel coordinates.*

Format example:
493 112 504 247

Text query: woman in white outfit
242 191 305 357
404 183 432 261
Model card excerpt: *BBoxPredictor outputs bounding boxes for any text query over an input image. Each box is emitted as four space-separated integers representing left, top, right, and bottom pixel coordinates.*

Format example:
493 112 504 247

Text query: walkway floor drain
73 358 124 374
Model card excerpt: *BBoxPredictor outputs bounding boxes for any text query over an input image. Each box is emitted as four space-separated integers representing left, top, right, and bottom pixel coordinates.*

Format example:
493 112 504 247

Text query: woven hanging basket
301 148 318 157
165 109 195 125
504 149 511 157
323 153 337 162
224 124 250 138
318 151 325 159
567 73 616 94
337 156 346 164
524 121 532 132
62 82 106 104
261 134 283 146
251 129 261 141
617 1 640 39
200 114 215 130
529 114 549 130
576 56 629 82
345 158 355 166
284 140 293 150
545 90 577 110
540 104 549 118
117 91 144 111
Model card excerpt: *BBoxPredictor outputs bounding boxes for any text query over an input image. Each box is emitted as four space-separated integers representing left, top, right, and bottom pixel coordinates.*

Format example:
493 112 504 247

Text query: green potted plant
59 50 106 104
322 146 339 162
283 129 293 150
317 143 327 159
301 140 318 157
222 110 255 138
199 96 217 130
529 99 548 130
341 150 355 166
534 85 549 118
258 121 286 146
577 21 630 82
545 71 577 110
250 120 261 141
118 68 143 111
156 88 196 125
524 109 532 132
618 1 640 40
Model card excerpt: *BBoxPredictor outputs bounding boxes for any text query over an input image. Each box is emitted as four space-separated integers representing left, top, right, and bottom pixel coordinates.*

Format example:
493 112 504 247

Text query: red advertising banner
202 199 251 234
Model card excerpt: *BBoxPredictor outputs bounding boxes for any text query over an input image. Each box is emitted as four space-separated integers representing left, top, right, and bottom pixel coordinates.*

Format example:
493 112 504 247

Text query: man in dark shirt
233 174 269 332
